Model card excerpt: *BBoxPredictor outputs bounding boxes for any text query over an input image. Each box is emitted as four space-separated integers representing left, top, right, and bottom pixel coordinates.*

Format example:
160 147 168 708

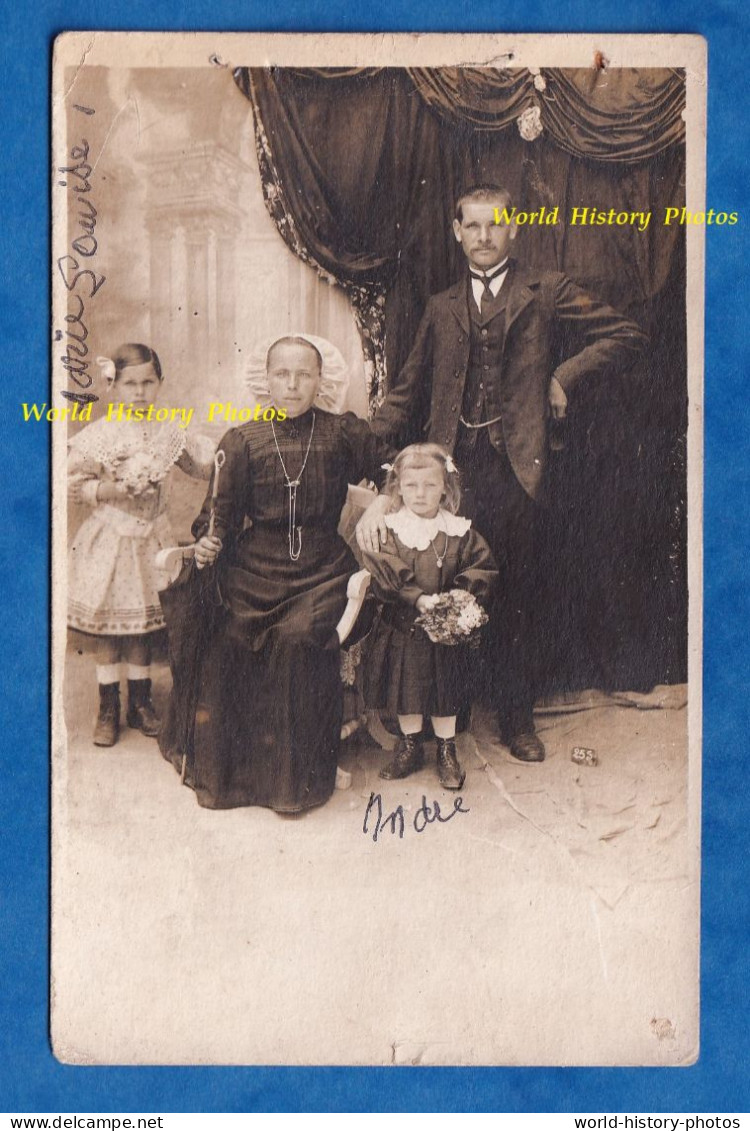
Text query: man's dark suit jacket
371 262 649 501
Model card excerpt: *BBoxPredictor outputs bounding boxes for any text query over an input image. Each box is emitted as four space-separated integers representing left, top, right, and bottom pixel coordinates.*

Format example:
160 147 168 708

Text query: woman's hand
194 535 223 569
355 494 391 554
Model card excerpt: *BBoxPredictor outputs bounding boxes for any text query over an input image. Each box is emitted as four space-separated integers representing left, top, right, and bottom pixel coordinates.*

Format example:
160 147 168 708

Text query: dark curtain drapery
232 66 688 691
410 66 686 160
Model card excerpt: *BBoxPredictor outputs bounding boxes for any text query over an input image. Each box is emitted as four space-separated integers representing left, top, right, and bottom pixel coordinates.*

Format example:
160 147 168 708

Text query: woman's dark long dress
160 408 390 812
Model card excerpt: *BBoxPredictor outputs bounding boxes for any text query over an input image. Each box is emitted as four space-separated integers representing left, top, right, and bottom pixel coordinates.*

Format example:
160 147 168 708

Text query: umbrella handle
207 449 226 539
158 449 226 578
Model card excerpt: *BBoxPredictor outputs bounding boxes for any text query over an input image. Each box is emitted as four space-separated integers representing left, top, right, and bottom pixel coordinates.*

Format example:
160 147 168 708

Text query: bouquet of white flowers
414 589 488 646
109 450 170 495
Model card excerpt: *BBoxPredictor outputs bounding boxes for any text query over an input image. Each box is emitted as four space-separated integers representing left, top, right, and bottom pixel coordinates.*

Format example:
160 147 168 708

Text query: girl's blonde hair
382 443 461 515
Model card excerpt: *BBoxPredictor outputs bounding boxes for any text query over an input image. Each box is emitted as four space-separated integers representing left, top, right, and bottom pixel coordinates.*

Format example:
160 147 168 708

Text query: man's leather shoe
379 733 425 780
509 731 546 763
436 737 466 790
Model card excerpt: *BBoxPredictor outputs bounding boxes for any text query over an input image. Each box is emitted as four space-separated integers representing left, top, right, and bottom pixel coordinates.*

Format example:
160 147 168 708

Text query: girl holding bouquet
67 343 214 747
362 443 497 790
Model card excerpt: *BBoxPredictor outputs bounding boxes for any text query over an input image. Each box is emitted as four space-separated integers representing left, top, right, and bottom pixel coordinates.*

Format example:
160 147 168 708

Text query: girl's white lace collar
385 507 471 550
69 414 187 470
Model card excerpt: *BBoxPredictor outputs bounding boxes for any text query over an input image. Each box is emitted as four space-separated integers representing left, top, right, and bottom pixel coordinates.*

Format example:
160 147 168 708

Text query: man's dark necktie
473 263 507 316
480 276 494 316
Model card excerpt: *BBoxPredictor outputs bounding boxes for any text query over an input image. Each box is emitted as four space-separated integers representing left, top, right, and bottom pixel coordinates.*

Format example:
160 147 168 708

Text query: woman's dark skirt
160 523 354 812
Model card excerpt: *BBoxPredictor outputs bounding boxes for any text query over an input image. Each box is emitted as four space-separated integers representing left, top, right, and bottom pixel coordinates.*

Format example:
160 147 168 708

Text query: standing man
358 184 648 763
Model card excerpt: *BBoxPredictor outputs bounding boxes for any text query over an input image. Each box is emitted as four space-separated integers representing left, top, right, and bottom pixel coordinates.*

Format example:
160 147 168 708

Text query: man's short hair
455 184 513 222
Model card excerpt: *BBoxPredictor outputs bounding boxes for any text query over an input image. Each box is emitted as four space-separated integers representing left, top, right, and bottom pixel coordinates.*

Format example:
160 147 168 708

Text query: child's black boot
94 683 120 747
379 733 425 780
436 737 465 791
126 679 161 737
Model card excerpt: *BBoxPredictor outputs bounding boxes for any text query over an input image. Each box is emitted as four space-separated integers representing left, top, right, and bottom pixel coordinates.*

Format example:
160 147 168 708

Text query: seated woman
159 334 393 813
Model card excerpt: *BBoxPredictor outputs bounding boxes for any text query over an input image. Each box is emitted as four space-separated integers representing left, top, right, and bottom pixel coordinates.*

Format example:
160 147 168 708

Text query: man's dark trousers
457 427 544 737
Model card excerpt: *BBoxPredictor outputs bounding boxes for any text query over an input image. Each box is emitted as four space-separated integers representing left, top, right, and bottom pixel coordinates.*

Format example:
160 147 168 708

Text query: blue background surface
1 0 748 1113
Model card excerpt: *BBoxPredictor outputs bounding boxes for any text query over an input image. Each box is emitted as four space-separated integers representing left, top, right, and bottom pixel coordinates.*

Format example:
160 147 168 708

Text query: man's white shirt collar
470 259 509 311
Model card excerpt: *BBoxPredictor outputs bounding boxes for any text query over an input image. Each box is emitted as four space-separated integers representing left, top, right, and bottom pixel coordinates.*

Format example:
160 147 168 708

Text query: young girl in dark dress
362 444 497 790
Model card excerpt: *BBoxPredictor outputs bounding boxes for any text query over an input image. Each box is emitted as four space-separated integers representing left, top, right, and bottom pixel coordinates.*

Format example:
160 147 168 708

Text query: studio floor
52 647 698 1067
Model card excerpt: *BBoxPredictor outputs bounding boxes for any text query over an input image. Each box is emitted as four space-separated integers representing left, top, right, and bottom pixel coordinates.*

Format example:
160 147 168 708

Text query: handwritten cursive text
363 791 470 843
56 109 105 406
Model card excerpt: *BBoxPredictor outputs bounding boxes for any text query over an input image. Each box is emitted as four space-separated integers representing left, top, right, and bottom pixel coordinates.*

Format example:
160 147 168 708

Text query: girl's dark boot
379 733 425 780
126 679 161 737
93 683 120 747
436 737 465 790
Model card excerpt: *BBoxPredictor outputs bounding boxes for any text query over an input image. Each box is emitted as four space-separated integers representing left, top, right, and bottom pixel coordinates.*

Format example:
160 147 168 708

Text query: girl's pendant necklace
270 412 316 561
429 520 448 568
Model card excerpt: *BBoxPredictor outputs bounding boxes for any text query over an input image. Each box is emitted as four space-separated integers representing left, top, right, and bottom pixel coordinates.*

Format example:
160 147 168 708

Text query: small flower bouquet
109 450 169 495
415 589 488 646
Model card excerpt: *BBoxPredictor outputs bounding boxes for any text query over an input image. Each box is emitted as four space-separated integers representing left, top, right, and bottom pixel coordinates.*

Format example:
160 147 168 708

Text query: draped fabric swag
232 65 688 691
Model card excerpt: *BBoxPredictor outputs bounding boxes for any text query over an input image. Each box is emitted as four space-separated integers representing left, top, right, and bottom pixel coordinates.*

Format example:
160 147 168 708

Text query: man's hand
355 494 391 554
548 375 568 419
195 535 223 569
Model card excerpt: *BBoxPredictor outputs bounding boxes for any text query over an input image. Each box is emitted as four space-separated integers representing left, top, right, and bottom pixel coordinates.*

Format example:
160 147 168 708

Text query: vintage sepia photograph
51 32 705 1066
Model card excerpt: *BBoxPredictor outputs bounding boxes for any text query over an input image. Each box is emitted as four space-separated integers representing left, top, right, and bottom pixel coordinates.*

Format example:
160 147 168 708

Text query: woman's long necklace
270 412 316 561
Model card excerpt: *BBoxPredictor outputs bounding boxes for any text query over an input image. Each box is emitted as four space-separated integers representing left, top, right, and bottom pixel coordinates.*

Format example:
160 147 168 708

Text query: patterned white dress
67 417 214 635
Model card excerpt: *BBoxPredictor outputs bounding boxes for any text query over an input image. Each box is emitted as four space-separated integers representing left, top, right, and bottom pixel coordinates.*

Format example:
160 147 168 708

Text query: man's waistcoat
461 280 509 454
421 268 561 501
371 262 647 503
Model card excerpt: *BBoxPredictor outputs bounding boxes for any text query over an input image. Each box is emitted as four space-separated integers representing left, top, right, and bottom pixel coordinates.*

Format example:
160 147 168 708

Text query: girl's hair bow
444 456 458 474
97 356 117 383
